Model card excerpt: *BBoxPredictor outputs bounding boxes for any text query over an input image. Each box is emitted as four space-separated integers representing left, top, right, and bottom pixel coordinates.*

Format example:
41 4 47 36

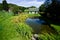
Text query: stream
25 18 46 33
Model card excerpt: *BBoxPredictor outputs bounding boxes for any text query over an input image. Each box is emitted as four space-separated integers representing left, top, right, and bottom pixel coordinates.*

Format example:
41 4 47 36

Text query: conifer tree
2 0 9 11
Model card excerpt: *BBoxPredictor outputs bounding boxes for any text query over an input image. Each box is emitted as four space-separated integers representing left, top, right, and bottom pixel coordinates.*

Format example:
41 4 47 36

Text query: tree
30 6 36 8
46 0 60 19
8 3 26 15
2 0 9 11
39 4 46 12
39 0 60 24
0 3 3 10
19 6 26 12
40 0 60 20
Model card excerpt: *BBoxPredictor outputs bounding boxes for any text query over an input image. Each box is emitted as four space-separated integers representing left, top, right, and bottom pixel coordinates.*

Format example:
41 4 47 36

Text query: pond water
25 18 46 33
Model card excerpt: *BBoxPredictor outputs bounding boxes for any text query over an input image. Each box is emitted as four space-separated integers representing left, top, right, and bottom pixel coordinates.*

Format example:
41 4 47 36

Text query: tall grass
0 11 60 40
38 32 60 40
0 11 33 40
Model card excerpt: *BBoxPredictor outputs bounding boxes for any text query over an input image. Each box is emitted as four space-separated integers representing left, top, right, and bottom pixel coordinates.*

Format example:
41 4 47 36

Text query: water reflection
26 18 46 33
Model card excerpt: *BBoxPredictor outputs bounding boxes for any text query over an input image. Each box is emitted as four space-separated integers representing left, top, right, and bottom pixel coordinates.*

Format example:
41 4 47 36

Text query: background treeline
0 0 27 14
0 3 26 12
39 0 60 23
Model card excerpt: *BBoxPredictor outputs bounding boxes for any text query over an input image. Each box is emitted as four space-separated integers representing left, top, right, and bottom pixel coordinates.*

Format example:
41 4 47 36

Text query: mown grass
18 13 40 17
28 13 41 17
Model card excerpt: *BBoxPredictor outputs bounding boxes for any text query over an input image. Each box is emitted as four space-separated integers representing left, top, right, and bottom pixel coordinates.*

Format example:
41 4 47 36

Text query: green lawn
20 13 41 17
28 13 41 17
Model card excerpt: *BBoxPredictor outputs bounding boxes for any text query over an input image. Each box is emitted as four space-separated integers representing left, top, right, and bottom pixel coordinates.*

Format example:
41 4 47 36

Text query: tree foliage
29 6 36 8
0 3 3 10
2 0 9 11
0 1 26 13
39 0 60 23
8 4 26 14
46 0 60 19
39 4 46 12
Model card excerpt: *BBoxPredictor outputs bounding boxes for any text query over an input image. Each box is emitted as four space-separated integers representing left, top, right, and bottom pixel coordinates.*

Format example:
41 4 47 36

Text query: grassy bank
38 24 60 40
51 24 60 33
0 11 33 40
0 11 60 40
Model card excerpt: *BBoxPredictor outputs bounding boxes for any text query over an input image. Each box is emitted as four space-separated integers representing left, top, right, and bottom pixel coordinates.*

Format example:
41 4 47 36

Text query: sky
0 0 45 8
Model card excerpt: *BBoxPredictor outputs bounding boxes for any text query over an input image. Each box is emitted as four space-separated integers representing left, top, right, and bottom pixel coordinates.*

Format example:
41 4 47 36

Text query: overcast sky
0 0 45 8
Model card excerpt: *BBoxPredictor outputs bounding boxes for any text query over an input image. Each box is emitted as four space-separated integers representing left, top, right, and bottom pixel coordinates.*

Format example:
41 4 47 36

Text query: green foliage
8 4 20 14
0 2 26 12
0 11 60 40
29 6 36 8
0 3 3 10
8 4 26 15
41 0 60 22
39 4 46 12
2 0 9 11
17 23 33 40
39 33 60 40
19 6 26 12
0 11 33 40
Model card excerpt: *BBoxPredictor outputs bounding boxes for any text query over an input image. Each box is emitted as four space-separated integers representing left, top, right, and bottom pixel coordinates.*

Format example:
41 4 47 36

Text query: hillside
0 3 26 12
